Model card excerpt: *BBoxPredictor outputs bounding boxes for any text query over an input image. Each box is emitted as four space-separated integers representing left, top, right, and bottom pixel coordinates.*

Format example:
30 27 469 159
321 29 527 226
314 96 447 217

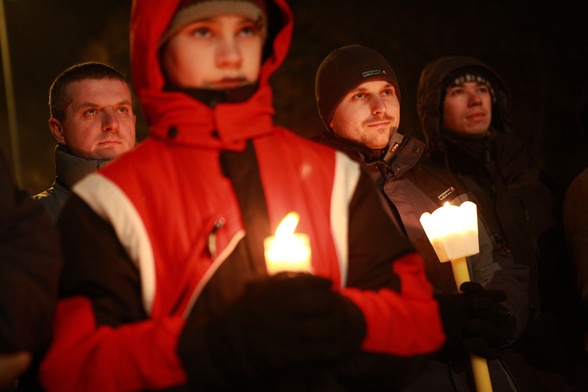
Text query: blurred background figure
563 79 588 356
0 149 62 391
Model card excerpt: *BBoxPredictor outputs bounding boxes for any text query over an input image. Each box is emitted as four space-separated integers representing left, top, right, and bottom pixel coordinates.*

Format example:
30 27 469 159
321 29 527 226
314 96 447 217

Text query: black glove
461 282 516 357
436 282 516 359
181 273 367 387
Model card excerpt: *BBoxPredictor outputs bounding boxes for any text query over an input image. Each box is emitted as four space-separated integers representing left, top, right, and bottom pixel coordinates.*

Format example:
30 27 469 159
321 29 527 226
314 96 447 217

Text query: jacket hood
130 0 293 150
416 56 512 160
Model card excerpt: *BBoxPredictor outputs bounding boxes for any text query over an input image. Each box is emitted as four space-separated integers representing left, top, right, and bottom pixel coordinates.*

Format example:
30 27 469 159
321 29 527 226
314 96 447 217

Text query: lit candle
419 201 479 263
264 212 312 275
420 201 493 392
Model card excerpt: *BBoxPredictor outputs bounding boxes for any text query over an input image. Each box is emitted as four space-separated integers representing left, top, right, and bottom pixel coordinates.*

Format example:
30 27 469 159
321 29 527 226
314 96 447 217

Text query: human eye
83 108 97 116
353 92 366 100
382 88 395 96
190 26 212 38
239 26 254 37
448 87 463 96
237 22 260 38
117 106 129 114
477 85 489 94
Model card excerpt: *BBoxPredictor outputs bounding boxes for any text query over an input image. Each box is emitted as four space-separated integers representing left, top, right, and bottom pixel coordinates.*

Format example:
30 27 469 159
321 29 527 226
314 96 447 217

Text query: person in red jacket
40 1 445 390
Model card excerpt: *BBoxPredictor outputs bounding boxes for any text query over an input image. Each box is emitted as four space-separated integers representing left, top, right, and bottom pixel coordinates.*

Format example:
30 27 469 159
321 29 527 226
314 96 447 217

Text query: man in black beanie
314 46 558 391
314 45 416 181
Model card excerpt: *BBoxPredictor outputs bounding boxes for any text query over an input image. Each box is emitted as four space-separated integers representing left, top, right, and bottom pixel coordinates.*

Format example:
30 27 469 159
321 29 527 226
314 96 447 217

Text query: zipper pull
207 218 226 259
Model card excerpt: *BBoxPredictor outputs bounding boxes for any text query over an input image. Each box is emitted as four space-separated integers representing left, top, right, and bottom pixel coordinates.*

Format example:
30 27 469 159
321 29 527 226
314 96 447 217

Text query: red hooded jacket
40 0 444 390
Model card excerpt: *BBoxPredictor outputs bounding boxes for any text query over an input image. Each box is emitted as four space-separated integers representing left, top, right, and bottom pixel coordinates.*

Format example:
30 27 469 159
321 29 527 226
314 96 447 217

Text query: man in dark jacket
315 46 573 391
420 55 586 390
417 56 552 314
34 62 137 222
0 150 62 390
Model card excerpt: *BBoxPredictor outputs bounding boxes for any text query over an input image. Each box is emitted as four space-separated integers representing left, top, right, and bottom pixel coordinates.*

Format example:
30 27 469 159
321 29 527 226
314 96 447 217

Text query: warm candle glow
419 201 479 262
264 212 312 275
419 201 493 391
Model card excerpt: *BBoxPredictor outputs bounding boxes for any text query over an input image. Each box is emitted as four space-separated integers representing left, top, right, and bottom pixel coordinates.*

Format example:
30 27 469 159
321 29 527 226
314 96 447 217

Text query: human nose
102 108 120 133
468 91 483 106
371 96 387 115
216 36 242 68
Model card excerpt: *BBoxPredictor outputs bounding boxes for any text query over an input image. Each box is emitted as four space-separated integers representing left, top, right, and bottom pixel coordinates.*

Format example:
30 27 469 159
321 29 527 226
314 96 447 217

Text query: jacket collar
315 130 426 178
54 145 108 190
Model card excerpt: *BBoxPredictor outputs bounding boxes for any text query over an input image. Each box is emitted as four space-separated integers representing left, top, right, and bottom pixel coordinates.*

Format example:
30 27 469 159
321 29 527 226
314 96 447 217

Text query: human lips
368 121 391 127
366 118 392 129
466 111 486 121
211 77 247 89
366 115 393 127
98 138 123 146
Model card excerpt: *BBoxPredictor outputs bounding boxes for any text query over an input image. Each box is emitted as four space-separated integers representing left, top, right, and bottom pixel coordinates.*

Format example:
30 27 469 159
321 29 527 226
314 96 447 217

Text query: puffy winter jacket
39 1 445 391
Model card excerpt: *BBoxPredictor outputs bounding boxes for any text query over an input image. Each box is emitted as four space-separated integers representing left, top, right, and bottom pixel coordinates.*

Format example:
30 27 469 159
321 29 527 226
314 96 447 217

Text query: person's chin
94 146 125 160
367 139 389 150
365 144 388 151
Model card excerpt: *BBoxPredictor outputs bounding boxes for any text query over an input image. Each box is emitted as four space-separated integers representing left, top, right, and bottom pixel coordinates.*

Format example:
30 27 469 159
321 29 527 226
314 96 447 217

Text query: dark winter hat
315 45 401 130
444 70 496 103
159 0 268 46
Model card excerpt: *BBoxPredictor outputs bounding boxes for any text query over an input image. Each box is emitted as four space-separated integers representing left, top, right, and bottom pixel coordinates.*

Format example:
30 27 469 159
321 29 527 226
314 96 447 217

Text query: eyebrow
350 82 394 93
72 99 133 112
78 99 132 108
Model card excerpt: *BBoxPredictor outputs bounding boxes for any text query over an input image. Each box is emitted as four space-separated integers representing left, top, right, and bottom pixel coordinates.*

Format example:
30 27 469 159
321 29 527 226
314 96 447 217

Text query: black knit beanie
315 45 400 130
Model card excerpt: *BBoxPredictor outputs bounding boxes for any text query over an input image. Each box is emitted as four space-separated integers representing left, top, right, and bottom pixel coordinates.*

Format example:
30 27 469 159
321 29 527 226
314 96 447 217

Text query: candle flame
265 212 312 275
275 212 299 238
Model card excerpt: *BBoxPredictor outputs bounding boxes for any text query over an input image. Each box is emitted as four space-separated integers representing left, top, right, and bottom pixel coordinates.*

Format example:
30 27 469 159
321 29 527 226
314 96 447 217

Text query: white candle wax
419 201 479 262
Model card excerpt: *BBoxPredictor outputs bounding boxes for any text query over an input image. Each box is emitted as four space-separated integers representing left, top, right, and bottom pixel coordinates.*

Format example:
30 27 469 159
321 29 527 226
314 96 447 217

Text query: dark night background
1 0 587 199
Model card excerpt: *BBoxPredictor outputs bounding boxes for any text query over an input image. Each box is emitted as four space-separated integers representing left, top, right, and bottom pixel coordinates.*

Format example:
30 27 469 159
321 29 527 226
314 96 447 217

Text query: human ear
48 118 66 144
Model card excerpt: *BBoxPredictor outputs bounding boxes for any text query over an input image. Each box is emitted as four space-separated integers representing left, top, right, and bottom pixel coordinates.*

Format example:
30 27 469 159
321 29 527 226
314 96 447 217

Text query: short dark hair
49 62 135 121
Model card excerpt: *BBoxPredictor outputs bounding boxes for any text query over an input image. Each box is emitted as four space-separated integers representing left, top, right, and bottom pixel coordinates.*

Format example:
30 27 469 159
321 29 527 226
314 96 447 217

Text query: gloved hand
195 273 367 384
436 282 516 359
461 281 516 357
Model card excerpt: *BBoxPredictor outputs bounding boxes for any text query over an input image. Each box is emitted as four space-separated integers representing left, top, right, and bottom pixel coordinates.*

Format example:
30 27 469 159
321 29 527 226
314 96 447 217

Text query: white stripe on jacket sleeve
330 151 361 288
73 173 156 315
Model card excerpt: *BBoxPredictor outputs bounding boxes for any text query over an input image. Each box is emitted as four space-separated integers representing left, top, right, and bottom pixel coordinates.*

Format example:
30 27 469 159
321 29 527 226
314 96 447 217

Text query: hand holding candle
420 201 493 392
264 212 312 275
